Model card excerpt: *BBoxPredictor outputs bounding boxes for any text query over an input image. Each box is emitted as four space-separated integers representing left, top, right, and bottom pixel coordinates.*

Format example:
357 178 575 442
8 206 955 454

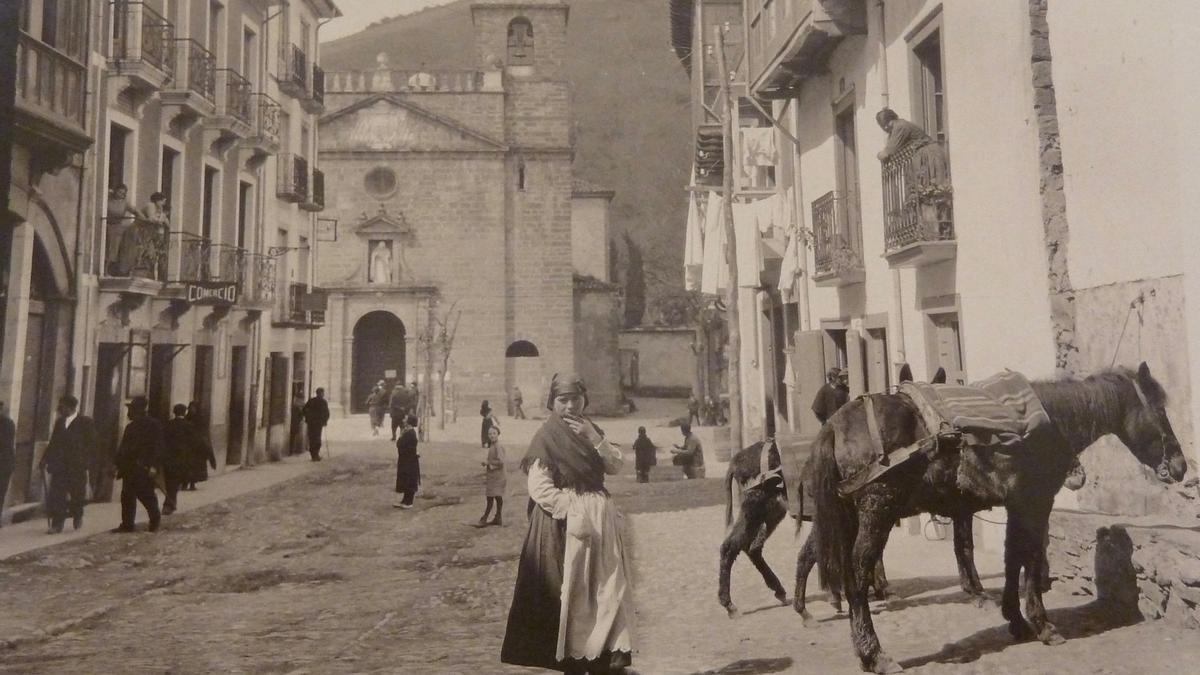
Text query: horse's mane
1030 367 1156 453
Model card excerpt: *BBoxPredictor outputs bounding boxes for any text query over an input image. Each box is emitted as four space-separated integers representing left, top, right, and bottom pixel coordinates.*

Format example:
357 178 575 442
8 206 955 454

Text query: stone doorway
351 311 406 414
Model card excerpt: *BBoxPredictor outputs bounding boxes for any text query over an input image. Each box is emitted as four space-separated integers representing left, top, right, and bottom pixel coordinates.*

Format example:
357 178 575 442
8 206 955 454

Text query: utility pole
714 23 743 451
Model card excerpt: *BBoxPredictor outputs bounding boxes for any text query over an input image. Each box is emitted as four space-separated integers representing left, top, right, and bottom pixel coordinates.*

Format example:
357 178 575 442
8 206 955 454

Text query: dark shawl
633 433 657 470
520 414 608 494
395 428 420 493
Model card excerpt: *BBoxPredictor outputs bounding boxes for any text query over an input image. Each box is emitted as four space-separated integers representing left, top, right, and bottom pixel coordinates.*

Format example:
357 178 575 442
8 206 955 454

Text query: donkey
719 442 985 623
813 364 1187 673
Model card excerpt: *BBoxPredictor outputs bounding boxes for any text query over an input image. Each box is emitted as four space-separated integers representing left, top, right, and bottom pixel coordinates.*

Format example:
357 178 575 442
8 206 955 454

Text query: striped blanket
900 370 1050 451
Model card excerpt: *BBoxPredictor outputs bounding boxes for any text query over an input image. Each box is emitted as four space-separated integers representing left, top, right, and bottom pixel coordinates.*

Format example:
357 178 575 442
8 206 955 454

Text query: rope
973 512 1008 526
1109 293 1146 368
1109 303 1136 368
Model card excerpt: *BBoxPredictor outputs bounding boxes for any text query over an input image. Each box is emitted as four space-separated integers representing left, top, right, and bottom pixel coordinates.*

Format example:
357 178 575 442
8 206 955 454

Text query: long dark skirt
395 452 420 494
500 501 632 672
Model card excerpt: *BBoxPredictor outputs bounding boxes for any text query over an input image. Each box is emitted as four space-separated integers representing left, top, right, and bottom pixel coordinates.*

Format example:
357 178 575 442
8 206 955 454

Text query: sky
322 0 459 42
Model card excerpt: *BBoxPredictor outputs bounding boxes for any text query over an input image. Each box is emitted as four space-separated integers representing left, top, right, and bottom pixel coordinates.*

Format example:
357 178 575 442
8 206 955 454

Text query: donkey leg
953 513 990 607
719 515 750 618
849 511 902 674
1021 505 1064 645
747 501 788 605
1002 515 1035 641
793 528 822 626
871 558 891 601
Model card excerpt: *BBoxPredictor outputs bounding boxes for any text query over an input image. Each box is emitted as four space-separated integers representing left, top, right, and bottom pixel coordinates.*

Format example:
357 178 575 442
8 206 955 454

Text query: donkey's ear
932 367 947 384
1137 361 1152 381
898 363 913 383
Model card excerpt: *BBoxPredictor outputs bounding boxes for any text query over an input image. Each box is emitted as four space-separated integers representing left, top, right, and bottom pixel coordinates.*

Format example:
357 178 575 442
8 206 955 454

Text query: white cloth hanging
732 201 762 287
701 192 728 294
777 229 800 299
741 127 778 167
684 192 705 292
754 193 777 234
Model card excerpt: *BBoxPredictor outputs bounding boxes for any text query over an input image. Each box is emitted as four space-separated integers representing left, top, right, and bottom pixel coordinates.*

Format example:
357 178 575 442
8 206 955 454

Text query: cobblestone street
0 413 1196 674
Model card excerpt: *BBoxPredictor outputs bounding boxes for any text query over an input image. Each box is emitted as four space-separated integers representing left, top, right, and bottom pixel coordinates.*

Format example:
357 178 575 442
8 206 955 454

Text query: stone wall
573 285 622 415
618 328 695 396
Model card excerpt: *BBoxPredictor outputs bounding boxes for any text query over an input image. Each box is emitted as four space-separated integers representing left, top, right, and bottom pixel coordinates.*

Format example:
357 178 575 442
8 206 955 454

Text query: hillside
321 0 692 310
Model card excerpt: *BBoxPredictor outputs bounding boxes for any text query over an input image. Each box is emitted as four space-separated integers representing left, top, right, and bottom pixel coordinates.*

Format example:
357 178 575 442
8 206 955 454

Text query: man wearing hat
113 396 163 532
40 395 96 533
811 367 850 425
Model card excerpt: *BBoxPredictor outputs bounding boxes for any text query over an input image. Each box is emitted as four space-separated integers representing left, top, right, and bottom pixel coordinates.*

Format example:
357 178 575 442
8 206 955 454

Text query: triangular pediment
320 95 507 153
352 206 413 237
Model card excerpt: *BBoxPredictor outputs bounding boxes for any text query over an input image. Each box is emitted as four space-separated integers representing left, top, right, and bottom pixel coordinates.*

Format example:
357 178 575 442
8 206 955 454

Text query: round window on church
364 167 398 199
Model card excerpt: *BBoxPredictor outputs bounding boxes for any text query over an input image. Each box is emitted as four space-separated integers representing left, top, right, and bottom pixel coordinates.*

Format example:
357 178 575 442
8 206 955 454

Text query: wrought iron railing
243 253 277 306
169 38 216 102
214 68 252 124
310 168 325 209
250 93 281 143
281 43 307 92
16 32 87 128
102 216 169 280
111 1 175 75
277 154 309 201
812 190 863 278
311 63 325 105
881 141 954 252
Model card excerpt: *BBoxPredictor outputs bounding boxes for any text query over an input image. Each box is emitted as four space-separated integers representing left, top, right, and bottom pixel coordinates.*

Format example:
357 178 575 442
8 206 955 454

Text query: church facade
314 0 618 417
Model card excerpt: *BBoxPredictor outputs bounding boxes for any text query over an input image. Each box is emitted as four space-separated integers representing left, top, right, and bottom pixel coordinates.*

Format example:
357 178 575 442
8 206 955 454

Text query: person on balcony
875 108 952 239
114 192 169 278
105 184 142 275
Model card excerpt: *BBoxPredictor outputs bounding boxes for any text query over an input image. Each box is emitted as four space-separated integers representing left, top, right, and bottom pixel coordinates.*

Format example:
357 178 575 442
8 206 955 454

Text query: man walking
388 383 408 440
41 395 96 533
671 423 706 479
0 402 14 528
114 396 162 533
687 395 701 426
162 404 196 515
302 388 331 461
811 367 850 425
511 386 525 420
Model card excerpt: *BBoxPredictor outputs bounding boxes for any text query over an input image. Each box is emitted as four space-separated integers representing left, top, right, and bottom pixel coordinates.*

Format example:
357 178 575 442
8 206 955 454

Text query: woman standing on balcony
106 184 142 275
876 108 952 238
114 192 169 278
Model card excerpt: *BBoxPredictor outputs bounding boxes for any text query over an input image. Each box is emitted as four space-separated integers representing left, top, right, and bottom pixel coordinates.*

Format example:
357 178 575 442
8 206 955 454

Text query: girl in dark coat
393 415 420 509
185 401 216 490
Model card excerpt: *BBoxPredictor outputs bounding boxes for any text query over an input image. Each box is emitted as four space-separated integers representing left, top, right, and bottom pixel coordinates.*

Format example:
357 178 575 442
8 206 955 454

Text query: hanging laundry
701 193 728 294
732 201 762 287
777 229 800 299
775 187 793 231
754 193 777 234
684 192 705 291
741 127 777 167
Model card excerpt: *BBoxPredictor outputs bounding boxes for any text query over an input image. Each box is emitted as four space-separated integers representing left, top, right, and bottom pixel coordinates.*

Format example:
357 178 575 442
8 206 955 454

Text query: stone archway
351 311 406 414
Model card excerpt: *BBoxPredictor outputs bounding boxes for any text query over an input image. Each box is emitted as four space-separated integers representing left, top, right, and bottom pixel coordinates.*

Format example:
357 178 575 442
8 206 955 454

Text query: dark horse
813 364 1187 673
719 442 986 624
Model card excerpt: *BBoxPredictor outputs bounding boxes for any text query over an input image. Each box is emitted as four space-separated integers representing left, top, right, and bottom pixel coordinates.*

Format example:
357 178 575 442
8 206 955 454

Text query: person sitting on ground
394 415 420 509
633 426 657 483
671 423 705 480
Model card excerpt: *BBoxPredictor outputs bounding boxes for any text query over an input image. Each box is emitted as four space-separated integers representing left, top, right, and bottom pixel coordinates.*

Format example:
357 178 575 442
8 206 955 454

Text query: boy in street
671 423 706 479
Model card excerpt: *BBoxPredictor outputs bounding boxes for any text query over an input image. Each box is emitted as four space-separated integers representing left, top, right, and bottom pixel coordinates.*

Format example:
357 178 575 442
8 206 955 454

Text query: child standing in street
476 425 506 526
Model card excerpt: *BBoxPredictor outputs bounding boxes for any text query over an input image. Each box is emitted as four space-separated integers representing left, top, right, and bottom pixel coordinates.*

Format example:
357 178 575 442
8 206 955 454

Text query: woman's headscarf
480 400 491 416
544 372 588 410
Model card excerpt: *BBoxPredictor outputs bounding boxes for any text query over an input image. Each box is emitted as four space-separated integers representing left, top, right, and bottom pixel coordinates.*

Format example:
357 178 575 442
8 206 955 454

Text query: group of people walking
365 380 421 441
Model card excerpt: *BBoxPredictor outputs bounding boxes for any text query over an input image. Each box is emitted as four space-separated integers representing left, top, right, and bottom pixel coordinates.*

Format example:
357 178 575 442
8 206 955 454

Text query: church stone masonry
314 0 588 417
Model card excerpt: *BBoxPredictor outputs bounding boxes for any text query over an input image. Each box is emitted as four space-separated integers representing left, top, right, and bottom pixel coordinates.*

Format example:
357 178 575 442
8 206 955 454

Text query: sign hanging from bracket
316 218 339 242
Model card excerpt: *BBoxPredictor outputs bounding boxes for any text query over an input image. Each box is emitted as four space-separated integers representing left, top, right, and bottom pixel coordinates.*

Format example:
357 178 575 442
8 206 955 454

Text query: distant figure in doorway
511 386 526 420
162 404 197 515
633 426 658 483
480 401 500 448
366 380 387 436
302 388 331 461
477 425 506 527
0 402 14 528
393 415 420 509
41 395 96 533
811 367 849 425
389 383 409 440
687 395 701 427
114 396 162 533
185 401 216 489
672 423 706 479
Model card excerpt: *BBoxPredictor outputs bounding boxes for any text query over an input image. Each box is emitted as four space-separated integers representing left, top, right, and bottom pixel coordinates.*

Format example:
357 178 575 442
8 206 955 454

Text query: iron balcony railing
242 253 277 307
279 43 307 94
111 1 175 75
812 190 864 279
169 38 216 102
301 168 325 211
276 154 309 202
214 67 253 125
881 141 955 252
16 32 88 129
101 216 169 280
165 233 246 285
311 63 325 105
274 282 326 327
249 92 281 144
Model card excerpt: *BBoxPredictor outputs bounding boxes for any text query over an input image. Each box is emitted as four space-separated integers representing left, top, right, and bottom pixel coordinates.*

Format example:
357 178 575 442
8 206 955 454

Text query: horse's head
1118 363 1187 483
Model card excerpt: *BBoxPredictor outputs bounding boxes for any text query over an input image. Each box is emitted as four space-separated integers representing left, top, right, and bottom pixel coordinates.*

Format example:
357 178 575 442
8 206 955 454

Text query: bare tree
431 301 462 430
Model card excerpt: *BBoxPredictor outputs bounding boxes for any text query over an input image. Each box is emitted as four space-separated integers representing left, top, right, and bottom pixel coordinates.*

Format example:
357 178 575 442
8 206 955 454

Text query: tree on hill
622 232 646 328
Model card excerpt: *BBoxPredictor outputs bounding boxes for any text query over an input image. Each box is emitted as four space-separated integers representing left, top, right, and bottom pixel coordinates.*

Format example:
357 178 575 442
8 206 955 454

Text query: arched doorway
352 311 406 413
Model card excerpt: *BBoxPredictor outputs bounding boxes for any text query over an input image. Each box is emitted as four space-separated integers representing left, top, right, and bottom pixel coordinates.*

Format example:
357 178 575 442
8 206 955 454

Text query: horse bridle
1128 375 1173 480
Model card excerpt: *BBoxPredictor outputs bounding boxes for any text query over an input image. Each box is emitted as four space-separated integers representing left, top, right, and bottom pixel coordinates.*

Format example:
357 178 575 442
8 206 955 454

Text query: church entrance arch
352 311 406 414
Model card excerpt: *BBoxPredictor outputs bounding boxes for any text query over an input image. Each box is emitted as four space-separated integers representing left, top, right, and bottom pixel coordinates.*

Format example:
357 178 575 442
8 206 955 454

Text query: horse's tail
813 422 854 597
724 464 736 527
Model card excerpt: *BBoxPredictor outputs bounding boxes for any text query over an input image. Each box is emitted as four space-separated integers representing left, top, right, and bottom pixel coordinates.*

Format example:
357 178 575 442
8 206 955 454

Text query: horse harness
1128 375 1174 480
836 394 956 497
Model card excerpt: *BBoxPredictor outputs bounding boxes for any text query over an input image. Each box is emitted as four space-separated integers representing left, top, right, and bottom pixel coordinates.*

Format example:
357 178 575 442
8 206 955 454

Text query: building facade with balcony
0 0 95 509
673 0 1199 475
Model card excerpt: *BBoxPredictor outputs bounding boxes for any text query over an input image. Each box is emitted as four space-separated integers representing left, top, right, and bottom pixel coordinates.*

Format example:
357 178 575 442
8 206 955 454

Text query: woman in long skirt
476 425 507 527
500 374 634 674
393 415 420 509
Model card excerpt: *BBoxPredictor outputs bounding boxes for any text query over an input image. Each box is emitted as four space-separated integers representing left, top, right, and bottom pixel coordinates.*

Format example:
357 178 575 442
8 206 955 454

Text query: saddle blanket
900 370 1050 450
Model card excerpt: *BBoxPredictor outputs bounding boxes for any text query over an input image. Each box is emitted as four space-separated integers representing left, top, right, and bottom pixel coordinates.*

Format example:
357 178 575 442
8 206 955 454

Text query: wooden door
930 313 965 385
226 345 246 465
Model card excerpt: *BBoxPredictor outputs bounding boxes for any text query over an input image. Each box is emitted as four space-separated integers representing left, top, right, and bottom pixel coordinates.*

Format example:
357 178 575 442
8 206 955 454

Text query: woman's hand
563 414 602 445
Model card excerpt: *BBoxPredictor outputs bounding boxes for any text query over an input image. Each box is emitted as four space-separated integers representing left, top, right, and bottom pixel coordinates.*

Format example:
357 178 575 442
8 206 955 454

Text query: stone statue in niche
368 240 393 285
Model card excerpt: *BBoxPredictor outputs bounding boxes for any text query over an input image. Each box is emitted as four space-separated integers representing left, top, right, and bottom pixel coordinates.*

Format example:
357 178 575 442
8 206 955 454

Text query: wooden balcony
277 44 307 100
881 143 956 269
204 68 254 148
811 190 865 287
273 283 326 329
277 154 309 203
161 38 216 128
300 168 325 212
14 32 92 167
109 1 175 98
301 63 325 114
240 93 282 161
747 0 866 99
